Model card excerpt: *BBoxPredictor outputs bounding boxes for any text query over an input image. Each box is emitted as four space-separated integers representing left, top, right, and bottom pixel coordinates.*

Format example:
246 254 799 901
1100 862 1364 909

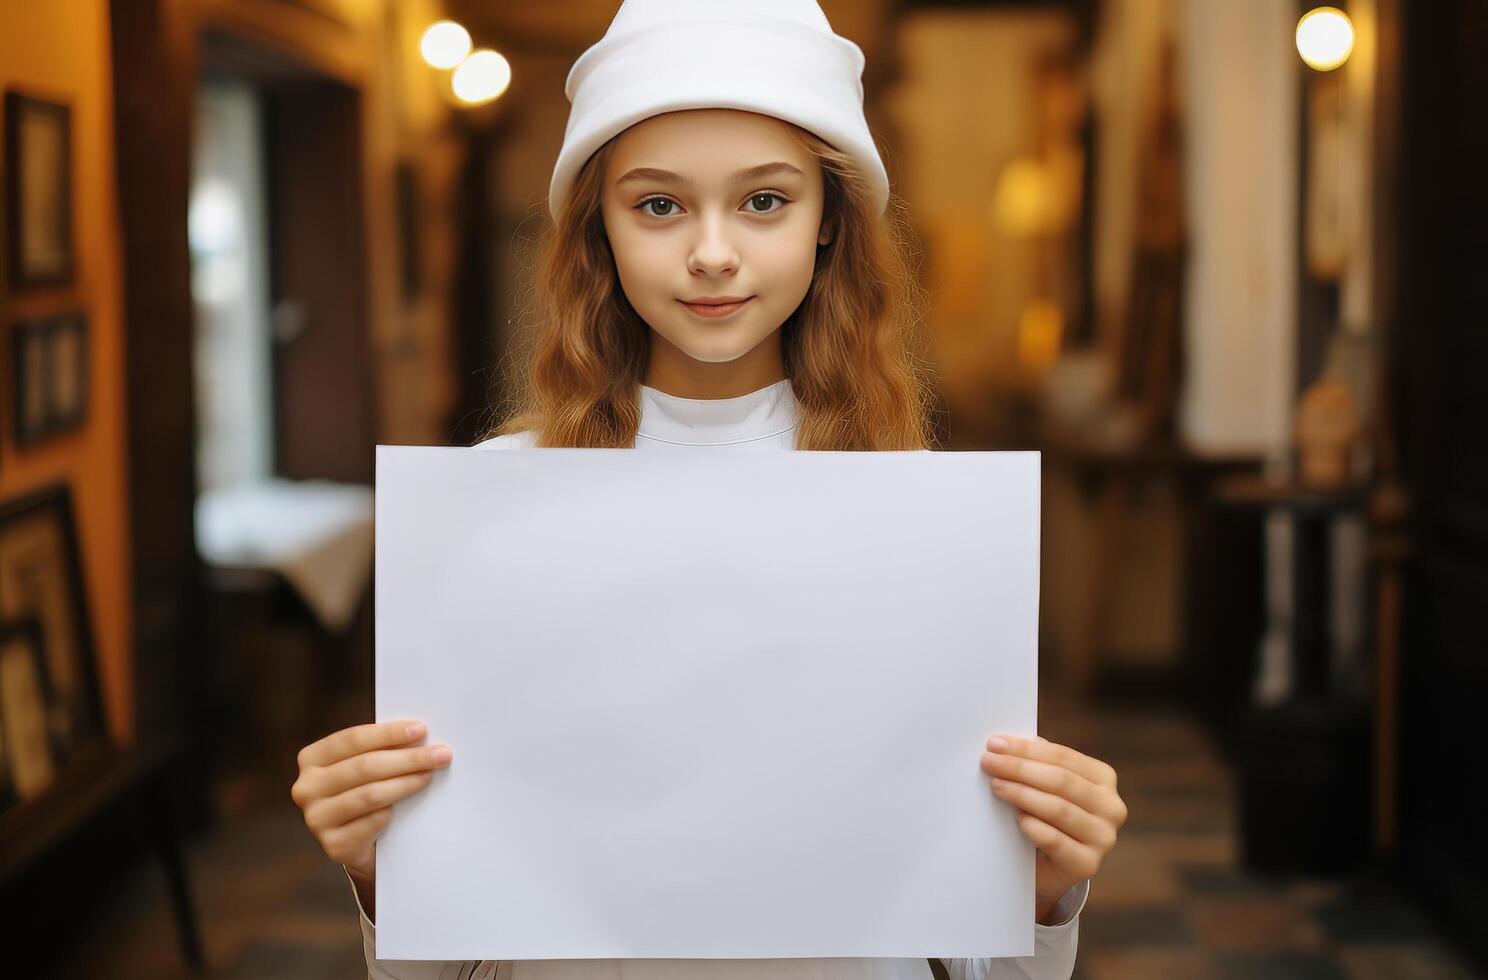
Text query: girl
291 2 1128 978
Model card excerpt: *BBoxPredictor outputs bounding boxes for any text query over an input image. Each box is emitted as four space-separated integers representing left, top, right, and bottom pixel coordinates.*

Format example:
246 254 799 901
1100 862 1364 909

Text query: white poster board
373 447 1042 961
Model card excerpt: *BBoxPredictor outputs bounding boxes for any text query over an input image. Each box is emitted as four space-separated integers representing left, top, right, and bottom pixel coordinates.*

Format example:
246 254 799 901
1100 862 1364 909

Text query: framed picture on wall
4 91 75 288
12 318 49 445
10 312 89 446
0 484 108 823
0 617 59 808
44 313 88 432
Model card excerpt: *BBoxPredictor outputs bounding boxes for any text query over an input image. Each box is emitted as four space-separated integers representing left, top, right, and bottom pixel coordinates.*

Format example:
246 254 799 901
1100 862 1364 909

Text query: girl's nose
687 213 740 276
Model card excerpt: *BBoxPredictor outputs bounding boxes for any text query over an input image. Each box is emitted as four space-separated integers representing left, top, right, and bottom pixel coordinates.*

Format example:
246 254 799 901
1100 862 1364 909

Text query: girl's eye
637 196 679 218
745 193 786 214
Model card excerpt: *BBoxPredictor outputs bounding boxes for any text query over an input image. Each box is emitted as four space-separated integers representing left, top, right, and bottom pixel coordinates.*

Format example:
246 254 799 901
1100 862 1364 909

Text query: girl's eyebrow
615 161 805 186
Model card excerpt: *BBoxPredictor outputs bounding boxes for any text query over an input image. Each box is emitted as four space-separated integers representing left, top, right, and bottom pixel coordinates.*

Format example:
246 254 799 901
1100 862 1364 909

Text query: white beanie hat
548 0 889 221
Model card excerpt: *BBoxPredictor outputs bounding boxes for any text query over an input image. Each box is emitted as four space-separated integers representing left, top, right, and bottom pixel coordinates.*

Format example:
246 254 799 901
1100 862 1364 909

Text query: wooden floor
47 680 1480 979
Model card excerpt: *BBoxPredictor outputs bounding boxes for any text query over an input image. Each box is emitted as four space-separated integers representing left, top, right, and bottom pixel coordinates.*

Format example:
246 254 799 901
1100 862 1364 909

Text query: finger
318 806 394 865
314 743 453 799
1016 811 1103 881
990 777 1116 851
306 769 436 831
980 749 1113 819
986 734 1117 788
299 720 429 770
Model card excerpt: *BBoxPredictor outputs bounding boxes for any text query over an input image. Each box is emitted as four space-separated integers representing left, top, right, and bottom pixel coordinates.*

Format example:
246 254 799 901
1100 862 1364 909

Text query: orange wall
0 0 133 742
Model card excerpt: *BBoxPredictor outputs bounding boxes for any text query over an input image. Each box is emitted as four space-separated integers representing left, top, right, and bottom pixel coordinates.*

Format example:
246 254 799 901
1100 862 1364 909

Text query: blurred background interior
0 0 1483 977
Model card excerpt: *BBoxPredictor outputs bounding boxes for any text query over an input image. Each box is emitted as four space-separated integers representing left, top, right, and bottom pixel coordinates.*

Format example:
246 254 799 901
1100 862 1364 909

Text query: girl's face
601 108 830 371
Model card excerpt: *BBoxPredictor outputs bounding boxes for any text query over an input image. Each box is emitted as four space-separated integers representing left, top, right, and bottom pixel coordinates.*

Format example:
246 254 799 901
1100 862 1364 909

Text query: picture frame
43 312 88 433
10 312 89 446
0 484 108 824
12 317 49 445
0 617 58 808
4 91 75 288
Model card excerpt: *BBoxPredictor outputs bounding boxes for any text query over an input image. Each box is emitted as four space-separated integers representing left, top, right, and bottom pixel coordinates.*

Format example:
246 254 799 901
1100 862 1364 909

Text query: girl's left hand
980 734 1128 924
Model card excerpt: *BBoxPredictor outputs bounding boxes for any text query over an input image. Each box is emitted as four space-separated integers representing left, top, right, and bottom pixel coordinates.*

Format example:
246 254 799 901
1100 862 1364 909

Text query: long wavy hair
482 123 937 450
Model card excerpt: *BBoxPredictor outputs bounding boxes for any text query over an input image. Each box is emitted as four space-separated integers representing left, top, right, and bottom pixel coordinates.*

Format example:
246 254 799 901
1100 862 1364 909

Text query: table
195 478 373 635
1210 475 1370 874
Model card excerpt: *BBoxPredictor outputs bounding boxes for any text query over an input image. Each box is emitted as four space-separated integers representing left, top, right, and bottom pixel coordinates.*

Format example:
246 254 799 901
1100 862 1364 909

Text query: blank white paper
373 446 1042 961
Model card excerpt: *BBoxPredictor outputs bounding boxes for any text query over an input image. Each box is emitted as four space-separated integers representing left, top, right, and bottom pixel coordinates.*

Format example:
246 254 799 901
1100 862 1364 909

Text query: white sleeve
941 878 1090 980
345 866 498 980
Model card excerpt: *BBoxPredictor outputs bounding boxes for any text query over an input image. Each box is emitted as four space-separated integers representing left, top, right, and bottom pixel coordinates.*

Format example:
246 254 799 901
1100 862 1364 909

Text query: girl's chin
676 347 754 365
666 330 769 365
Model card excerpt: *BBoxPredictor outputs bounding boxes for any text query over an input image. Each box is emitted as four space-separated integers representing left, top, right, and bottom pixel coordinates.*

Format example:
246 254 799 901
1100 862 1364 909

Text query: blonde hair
482 125 937 450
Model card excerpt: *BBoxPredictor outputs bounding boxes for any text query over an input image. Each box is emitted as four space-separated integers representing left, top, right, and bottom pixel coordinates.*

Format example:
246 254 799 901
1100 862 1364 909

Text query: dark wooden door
266 81 375 484
1390 0 1488 967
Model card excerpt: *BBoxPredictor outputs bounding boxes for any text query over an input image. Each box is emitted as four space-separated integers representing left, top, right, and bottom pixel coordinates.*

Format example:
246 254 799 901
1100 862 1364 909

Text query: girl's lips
679 297 753 318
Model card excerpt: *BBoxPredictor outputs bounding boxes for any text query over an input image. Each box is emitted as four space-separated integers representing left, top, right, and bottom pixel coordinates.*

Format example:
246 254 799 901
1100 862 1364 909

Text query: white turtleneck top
351 378 1088 980
478 377 804 451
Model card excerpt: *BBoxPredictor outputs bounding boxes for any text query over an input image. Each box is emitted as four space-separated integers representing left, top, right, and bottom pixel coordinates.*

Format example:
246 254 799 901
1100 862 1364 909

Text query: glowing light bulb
993 157 1055 238
1296 7 1354 71
420 20 471 70
452 49 512 105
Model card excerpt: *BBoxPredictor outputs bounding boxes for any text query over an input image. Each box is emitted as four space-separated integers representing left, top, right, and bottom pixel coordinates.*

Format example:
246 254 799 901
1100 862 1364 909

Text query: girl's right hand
290 720 454 880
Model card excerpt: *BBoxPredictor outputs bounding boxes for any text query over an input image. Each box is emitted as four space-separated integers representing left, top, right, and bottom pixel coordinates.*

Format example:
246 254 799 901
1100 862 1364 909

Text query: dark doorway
1388 0 1488 970
197 29 375 485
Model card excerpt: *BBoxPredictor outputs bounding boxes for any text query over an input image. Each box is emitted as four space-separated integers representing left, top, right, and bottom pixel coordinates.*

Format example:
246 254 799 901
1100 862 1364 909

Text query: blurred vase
1042 349 1114 435
1294 379 1360 489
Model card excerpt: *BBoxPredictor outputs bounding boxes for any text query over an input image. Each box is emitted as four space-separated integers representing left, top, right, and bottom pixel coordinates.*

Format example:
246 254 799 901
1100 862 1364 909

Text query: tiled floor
1037 693 1480 980
49 685 1482 979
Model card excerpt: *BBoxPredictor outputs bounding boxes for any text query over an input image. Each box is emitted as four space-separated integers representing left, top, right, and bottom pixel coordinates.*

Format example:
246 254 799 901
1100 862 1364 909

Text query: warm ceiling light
993 157 1057 238
452 49 512 105
420 20 471 70
1296 7 1354 71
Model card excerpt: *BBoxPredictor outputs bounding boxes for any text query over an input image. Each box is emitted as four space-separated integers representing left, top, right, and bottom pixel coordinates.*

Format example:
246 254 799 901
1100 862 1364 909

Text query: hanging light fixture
420 20 472 70
452 49 513 106
1295 6 1354 71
